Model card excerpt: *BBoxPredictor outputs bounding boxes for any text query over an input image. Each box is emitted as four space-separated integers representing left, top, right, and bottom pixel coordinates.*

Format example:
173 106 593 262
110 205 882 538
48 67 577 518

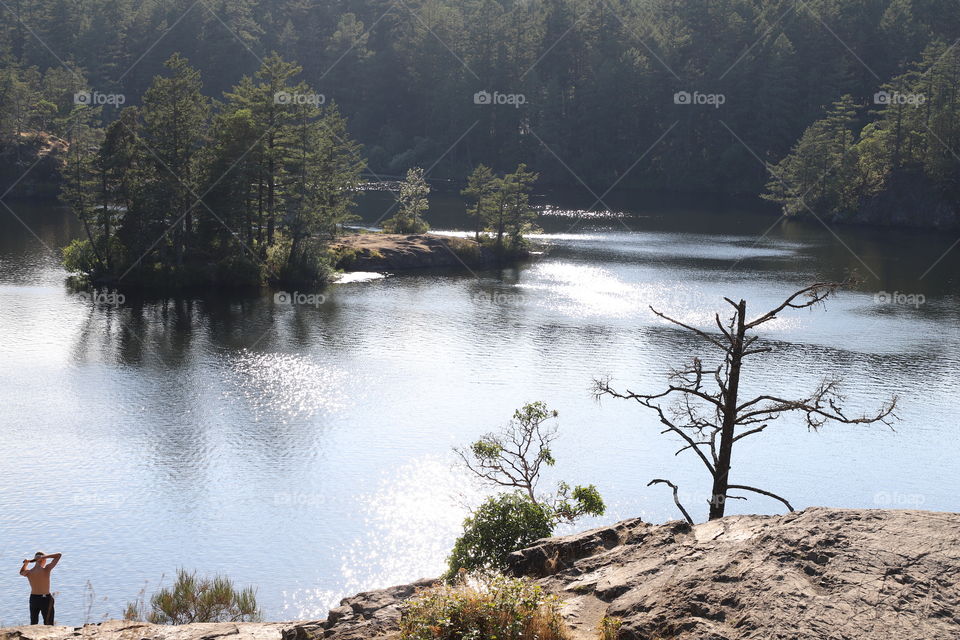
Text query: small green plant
598 616 623 640
62 238 99 274
400 576 570 640
445 492 552 578
456 402 605 524
145 569 261 624
448 402 605 578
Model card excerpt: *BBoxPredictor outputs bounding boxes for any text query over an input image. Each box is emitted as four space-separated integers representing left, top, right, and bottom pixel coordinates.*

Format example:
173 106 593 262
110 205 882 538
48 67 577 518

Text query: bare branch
714 313 733 342
736 382 899 430
648 479 694 524
650 306 727 351
733 424 769 442
595 378 717 475
744 282 843 330
727 484 795 512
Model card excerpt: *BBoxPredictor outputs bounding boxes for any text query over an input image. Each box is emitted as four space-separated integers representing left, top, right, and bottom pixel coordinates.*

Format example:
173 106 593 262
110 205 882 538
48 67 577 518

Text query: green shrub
62 238 99 274
400 576 570 640
382 215 429 235
448 237 482 262
446 493 552 579
449 403 605 579
264 236 333 287
142 569 261 624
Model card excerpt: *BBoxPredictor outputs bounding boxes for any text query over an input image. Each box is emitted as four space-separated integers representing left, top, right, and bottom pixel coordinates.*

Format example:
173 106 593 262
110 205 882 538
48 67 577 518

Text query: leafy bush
62 238 99 274
264 236 333 287
449 403 605 579
141 569 261 624
382 215 429 235
446 493 552 578
400 576 570 640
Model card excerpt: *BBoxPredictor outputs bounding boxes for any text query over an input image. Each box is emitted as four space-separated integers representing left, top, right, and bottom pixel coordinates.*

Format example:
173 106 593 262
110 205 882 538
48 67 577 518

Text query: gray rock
519 508 960 640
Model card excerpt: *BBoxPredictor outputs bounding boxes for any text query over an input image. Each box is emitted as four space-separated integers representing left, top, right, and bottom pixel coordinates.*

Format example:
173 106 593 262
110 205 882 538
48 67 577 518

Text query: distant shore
330 233 525 271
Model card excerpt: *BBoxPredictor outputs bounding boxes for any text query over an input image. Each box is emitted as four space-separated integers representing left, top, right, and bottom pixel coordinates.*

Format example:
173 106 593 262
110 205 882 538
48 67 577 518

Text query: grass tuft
399 575 571 640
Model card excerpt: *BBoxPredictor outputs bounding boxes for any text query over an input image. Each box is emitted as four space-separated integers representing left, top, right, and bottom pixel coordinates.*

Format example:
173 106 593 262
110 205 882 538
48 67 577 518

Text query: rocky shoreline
330 233 516 271
3 508 958 640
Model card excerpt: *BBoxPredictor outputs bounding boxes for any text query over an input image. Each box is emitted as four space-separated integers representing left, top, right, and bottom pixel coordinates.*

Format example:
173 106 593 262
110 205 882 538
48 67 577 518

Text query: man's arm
43 553 61 570
20 559 30 576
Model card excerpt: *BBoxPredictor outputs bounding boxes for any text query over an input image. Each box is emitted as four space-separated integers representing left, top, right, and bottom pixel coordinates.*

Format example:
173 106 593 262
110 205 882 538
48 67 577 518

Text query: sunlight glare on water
280 456 484 618
227 351 348 420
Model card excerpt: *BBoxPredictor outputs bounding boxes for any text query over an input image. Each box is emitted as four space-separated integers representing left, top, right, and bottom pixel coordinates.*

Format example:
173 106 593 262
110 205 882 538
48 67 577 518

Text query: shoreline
3 508 958 639
331 232 527 271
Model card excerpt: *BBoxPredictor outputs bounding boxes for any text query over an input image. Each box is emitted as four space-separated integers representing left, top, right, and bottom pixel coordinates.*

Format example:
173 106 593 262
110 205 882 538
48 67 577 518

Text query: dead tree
594 282 898 521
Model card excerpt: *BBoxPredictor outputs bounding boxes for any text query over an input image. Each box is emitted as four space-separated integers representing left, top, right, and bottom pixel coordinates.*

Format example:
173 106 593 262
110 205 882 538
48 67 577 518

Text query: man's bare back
20 552 60 625
23 563 53 595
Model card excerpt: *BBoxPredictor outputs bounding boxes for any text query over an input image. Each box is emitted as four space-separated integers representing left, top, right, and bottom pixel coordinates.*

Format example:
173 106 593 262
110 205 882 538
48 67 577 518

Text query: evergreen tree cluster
463 164 539 253
2 0 958 196
59 54 365 288
765 43 960 227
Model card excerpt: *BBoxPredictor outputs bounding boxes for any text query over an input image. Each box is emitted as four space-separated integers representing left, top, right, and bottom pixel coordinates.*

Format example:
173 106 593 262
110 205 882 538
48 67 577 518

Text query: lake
1 190 958 625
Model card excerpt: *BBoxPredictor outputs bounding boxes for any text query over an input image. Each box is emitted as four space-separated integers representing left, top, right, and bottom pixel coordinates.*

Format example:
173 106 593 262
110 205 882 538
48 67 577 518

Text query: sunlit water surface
1 194 958 624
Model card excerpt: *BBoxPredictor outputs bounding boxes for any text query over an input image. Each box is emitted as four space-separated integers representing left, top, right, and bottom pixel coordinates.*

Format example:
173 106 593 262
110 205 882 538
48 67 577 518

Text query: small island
331 233 512 271
54 57 540 291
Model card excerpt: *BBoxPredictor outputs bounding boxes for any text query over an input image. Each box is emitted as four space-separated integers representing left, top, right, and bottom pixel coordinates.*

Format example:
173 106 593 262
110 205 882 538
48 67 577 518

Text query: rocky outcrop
509 507 960 639
301 578 437 639
4 509 957 640
331 234 502 271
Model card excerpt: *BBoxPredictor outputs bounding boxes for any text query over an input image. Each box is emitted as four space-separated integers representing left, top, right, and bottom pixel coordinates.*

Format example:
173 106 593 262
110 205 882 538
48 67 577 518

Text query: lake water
1 191 958 625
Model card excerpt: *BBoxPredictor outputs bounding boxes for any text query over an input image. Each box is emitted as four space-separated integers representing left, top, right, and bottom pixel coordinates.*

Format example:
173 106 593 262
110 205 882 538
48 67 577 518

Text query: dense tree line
765 43 960 228
3 0 959 198
60 54 365 287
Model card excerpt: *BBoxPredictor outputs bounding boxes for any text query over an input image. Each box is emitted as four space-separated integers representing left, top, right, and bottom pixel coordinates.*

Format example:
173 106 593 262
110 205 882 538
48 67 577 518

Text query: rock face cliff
3 508 957 640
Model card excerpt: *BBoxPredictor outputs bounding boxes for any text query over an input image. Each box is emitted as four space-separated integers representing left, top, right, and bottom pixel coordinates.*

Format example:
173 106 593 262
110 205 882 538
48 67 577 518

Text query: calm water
1 192 958 625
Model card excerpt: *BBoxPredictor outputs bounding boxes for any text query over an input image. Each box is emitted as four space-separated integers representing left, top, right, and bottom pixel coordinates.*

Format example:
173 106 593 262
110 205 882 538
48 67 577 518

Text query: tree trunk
709 299 746 520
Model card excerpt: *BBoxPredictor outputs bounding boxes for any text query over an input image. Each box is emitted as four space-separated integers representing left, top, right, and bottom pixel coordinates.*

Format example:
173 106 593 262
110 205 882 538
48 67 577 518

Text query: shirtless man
20 552 61 625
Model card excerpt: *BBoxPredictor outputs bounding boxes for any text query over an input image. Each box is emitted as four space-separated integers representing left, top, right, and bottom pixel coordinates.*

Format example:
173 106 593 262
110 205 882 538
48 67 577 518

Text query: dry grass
597 616 622 640
399 575 571 640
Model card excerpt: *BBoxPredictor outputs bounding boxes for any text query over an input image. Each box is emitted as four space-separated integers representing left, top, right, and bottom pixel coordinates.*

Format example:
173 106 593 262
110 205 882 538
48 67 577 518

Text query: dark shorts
29 593 55 625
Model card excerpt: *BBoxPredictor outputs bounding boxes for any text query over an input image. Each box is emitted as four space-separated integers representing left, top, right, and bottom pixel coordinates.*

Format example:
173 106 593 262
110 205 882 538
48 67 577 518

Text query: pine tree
139 53 210 267
383 167 430 234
